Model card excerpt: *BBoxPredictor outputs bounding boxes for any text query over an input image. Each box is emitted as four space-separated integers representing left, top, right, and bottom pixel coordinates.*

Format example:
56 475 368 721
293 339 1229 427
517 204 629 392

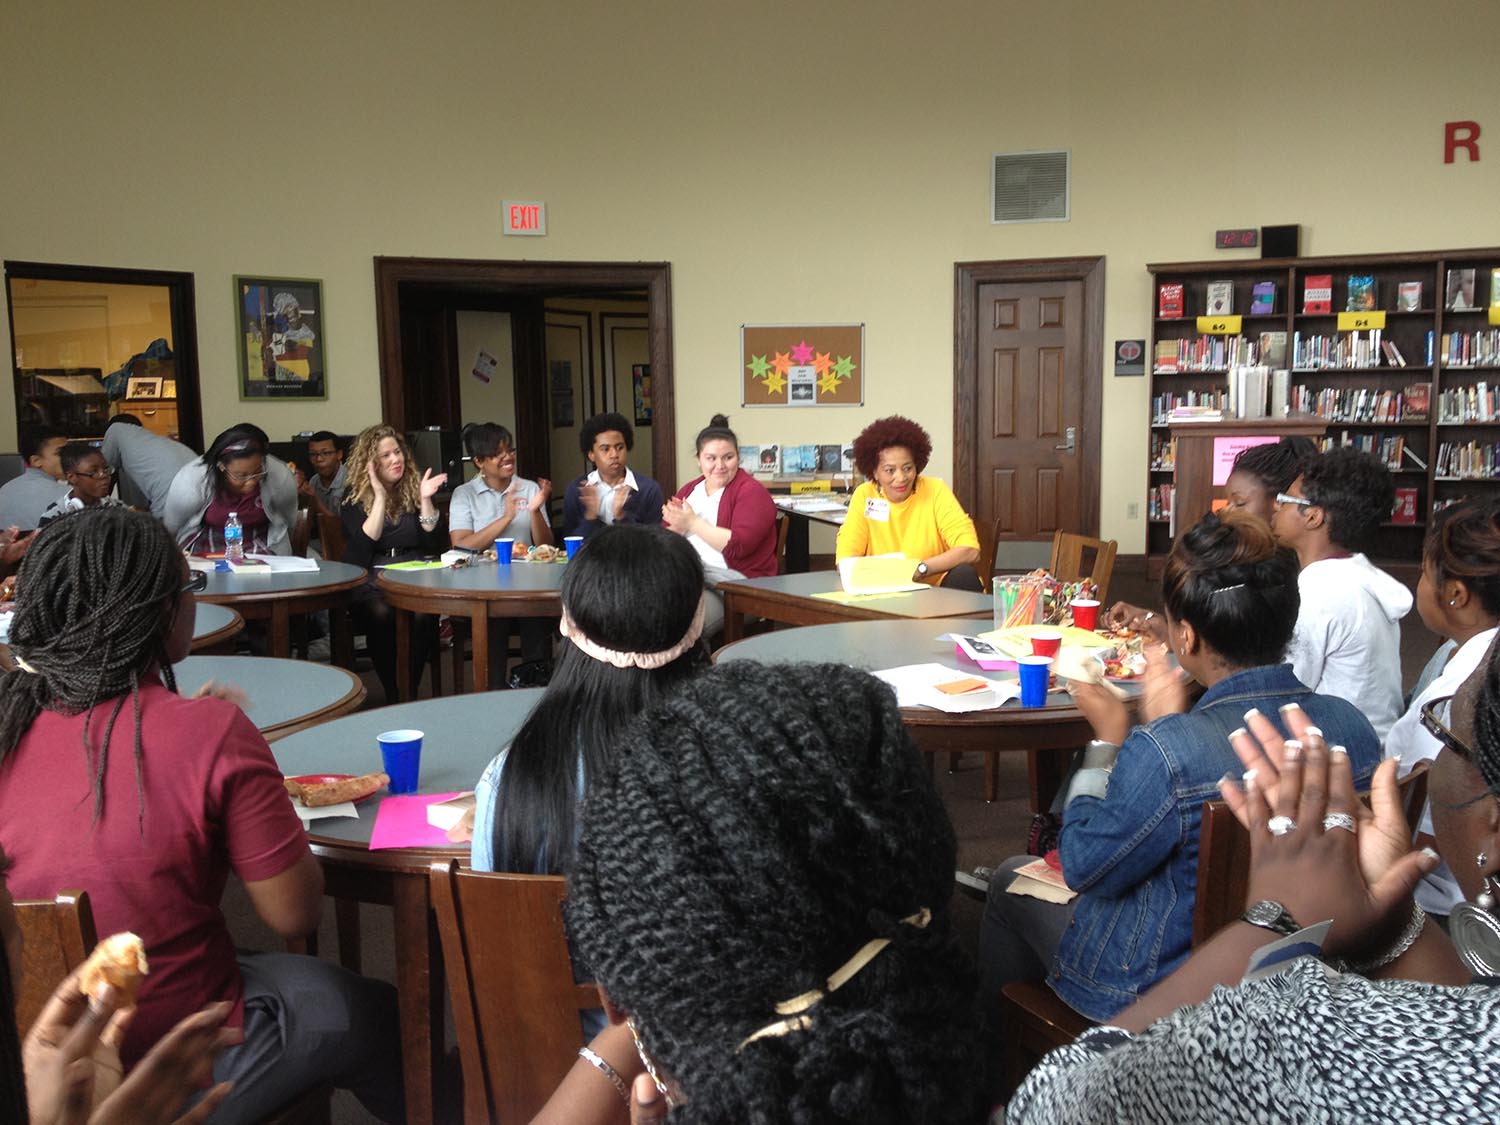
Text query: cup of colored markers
564 535 583 560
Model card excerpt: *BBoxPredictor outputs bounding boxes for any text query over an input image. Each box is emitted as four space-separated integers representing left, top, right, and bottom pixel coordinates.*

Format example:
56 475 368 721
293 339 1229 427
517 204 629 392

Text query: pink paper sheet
954 642 1016 672
368 792 466 850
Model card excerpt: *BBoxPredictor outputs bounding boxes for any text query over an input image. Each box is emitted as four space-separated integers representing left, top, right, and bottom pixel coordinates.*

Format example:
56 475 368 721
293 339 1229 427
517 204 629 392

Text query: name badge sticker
865 498 890 522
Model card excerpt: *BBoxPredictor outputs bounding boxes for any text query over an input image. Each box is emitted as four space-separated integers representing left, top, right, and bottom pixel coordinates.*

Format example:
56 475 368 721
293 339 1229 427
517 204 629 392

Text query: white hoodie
1288 553 1412 742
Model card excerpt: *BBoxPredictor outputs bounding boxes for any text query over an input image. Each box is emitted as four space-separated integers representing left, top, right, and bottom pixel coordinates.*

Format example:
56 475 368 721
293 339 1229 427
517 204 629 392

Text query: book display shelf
1147 248 1500 575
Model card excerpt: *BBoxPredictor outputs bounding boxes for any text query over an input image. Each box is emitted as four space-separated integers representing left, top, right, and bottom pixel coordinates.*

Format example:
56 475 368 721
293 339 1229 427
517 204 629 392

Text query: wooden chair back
317 512 348 563
290 506 313 559
774 513 790 574
1048 531 1118 605
13 890 96 1037
429 860 600 1124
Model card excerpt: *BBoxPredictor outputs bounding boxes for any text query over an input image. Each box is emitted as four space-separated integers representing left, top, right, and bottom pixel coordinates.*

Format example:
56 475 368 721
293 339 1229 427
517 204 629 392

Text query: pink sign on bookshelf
1212 435 1279 486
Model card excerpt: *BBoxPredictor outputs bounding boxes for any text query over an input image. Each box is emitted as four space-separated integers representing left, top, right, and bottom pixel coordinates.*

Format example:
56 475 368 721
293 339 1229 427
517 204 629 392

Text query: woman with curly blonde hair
341 423 448 700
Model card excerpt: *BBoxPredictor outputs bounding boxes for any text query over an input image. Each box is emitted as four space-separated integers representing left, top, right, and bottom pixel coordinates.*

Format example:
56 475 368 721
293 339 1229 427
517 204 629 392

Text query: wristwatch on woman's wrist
1241 900 1301 937
915 561 929 577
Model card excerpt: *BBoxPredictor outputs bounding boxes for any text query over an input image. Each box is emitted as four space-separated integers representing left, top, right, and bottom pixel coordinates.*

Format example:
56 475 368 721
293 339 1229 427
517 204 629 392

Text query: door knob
1054 426 1076 453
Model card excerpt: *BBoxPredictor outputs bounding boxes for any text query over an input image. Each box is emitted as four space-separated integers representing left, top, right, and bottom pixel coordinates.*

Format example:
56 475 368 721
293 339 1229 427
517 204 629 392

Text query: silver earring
1452 874 1500 975
1452 599 1460 607
1479 852 1489 869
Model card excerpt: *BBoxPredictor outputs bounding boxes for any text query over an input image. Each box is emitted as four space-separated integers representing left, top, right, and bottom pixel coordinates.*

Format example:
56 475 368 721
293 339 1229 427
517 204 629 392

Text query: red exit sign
502 200 547 237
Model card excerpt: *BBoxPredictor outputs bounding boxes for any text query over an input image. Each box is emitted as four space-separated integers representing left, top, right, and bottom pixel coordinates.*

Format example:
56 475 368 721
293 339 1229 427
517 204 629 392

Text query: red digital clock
1215 228 1259 249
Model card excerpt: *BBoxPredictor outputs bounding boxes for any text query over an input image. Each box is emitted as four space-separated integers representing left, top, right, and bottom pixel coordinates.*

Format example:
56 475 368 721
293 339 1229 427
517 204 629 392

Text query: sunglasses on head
1420 694 1474 762
181 571 209 594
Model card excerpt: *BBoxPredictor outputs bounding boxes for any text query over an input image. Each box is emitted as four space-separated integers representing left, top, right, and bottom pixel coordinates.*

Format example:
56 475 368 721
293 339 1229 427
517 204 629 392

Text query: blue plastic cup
378 729 424 794
1016 656 1053 708
495 538 514 565
564 535 583 560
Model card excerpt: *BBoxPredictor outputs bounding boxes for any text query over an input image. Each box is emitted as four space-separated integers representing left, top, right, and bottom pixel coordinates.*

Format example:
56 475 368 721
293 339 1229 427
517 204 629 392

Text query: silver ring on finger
1321 813 1357 834
1267 815 1297 836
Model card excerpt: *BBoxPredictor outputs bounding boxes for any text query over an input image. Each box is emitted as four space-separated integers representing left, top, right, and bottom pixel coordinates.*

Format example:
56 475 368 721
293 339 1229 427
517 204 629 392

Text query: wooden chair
290 506 313 559
775 512 790 574
316 512 347 562
1048 531 1118 605
430 860 601 1123
13 889 95 1037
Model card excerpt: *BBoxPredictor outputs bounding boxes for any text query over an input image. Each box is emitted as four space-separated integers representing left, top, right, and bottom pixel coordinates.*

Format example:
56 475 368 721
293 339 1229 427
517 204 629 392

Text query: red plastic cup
1071 599 1100 632
1030 630 1063 658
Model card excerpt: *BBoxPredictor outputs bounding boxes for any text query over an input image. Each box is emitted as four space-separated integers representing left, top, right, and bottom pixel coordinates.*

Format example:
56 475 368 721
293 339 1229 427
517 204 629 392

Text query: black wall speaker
1261 225 1300 259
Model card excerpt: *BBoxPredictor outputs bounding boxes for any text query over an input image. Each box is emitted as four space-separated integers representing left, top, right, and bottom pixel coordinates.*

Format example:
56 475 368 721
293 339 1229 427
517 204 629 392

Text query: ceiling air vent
992 150 1070 224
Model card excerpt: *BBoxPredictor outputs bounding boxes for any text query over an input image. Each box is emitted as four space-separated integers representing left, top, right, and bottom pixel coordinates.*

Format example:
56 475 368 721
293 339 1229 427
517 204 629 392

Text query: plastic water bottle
224 511 244 564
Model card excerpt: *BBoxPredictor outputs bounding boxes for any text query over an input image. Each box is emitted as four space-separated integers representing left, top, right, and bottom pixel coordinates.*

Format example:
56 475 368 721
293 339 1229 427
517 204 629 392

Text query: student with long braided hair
549 661 989 1123
0 508 404 1124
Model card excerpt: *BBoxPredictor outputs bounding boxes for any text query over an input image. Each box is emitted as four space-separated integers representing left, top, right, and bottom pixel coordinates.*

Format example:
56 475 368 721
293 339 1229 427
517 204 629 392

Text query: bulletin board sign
1212 434 1278 486
742 323 864 406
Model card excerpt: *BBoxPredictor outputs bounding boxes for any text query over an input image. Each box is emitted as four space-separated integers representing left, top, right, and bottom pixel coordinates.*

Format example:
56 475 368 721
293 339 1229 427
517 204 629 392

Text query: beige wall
3 1 1498 550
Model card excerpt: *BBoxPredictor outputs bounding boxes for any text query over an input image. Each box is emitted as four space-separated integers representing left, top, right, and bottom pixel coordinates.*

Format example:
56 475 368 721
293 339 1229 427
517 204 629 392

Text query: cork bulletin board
741 323 864 406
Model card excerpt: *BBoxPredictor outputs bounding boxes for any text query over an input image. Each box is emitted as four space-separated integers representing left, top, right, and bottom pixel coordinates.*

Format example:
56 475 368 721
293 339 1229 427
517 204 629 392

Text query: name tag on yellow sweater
865 497 890 522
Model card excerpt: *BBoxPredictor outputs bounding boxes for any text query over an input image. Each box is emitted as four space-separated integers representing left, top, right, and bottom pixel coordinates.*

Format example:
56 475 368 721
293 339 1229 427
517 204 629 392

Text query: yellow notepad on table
837 554 924 596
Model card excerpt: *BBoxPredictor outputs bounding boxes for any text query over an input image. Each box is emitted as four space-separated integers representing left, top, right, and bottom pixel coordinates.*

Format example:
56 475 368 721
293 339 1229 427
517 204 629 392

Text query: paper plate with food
283 771 389 808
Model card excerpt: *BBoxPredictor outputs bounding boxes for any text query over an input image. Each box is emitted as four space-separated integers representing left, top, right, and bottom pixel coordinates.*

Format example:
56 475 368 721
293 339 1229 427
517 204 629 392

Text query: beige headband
558 594 707 670
737 908 932 1051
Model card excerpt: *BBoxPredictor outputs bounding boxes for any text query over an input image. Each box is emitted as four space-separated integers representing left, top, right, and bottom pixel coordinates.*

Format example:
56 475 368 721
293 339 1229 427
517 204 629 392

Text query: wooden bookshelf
1147 248 1500 574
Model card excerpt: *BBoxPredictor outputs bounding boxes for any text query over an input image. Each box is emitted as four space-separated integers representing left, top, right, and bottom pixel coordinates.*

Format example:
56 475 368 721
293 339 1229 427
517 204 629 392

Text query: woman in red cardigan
663 414 778 637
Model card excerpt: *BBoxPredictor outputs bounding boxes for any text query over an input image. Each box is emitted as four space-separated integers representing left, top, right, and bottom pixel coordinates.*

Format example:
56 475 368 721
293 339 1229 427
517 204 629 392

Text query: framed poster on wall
742 323 863 406
235 276 327 399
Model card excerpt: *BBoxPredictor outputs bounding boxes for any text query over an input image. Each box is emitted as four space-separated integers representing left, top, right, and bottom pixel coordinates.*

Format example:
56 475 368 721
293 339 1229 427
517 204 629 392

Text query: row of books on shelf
1288 384 1430 424
738 443 853 477
1435 441 1500 480
1151 390 1228 424
1147 483 1174 521
1154 334 1258 373
1291 330 1413 370
1440 330 1500 368
1315 431 1419 472
1157 269 1500 318
1438 383 1500 424
1149 433 1175 471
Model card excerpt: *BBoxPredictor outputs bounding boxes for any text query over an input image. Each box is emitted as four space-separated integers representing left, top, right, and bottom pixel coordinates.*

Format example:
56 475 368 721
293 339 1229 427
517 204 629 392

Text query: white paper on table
291 800 359 822
247 554 319 572
187 557 217 574
838 554 925 595
872 663 1021 713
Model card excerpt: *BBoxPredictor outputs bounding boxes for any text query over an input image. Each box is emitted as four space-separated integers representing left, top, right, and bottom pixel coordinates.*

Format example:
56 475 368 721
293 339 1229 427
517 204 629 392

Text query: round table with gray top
377 559 568 698
199 559 366 661
715 617 1141 808
271 688 543 1125
189 602 243 652
173 654 365 741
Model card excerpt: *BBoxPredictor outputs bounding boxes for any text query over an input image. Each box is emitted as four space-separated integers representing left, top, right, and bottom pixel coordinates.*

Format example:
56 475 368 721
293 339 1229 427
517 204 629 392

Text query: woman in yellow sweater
836 415 982 589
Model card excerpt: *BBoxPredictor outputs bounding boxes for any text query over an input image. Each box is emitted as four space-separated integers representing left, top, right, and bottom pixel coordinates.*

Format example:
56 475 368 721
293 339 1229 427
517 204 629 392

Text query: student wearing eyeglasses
1270 445 1411 741
35 442 128 527
163 424 299 555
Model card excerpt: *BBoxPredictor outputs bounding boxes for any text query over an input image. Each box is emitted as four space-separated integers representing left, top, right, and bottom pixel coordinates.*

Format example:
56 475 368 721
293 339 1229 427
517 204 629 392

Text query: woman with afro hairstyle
980 509 1380 1023
835 415 981 589
540 661 990 1123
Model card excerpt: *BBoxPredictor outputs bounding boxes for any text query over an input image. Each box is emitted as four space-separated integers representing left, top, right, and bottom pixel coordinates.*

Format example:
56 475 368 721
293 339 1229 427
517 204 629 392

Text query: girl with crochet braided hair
544 661 988 1123
0 508 404 1124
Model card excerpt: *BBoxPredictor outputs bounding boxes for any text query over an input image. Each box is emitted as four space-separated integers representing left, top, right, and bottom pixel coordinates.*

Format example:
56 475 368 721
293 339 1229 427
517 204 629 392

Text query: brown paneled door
976 279 1086 541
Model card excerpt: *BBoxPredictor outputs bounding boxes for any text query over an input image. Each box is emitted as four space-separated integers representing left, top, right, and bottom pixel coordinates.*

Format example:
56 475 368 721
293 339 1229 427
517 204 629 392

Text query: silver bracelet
417 513 439 528
1337 903 1426 974
578 1046 630 1104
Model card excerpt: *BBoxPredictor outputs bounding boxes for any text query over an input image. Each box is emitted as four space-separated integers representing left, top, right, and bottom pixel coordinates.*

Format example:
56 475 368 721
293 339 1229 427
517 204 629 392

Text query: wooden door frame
5 259 204 451
953 256 1104 537
373 257 676 491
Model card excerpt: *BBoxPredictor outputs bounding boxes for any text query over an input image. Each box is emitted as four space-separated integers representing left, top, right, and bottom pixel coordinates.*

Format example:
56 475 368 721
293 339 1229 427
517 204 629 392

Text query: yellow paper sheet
811 589 916 605
837 555 925 595
979 624 1115 656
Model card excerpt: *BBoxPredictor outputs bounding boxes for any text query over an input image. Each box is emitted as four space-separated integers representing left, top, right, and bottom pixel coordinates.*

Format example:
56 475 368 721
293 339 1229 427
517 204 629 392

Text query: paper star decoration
771 351 793 375
813 351 833 376
833 355 857 379
763 369 787 395
818 371 840 393
790 339 815 365
747 354 771 380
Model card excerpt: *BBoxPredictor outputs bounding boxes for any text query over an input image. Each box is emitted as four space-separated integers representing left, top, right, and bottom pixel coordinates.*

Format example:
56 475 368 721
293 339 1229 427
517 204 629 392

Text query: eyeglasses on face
180 570 209 594
220 467 268 484
1420 694 1474 762
476 449 518 464
72 466 116 480
1275 492 1314 508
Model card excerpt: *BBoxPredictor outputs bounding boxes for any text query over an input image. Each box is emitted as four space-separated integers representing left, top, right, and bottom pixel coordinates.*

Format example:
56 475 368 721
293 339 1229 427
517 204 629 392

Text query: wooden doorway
373 258 675 490
953 257 1103 547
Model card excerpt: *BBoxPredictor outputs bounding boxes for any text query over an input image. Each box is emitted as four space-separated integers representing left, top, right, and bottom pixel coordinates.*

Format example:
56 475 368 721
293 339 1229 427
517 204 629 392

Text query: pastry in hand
79 933 149 1005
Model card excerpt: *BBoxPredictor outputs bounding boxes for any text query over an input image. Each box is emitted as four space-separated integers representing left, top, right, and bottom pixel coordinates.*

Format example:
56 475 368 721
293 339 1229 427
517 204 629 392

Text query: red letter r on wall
1445 120 1481 164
